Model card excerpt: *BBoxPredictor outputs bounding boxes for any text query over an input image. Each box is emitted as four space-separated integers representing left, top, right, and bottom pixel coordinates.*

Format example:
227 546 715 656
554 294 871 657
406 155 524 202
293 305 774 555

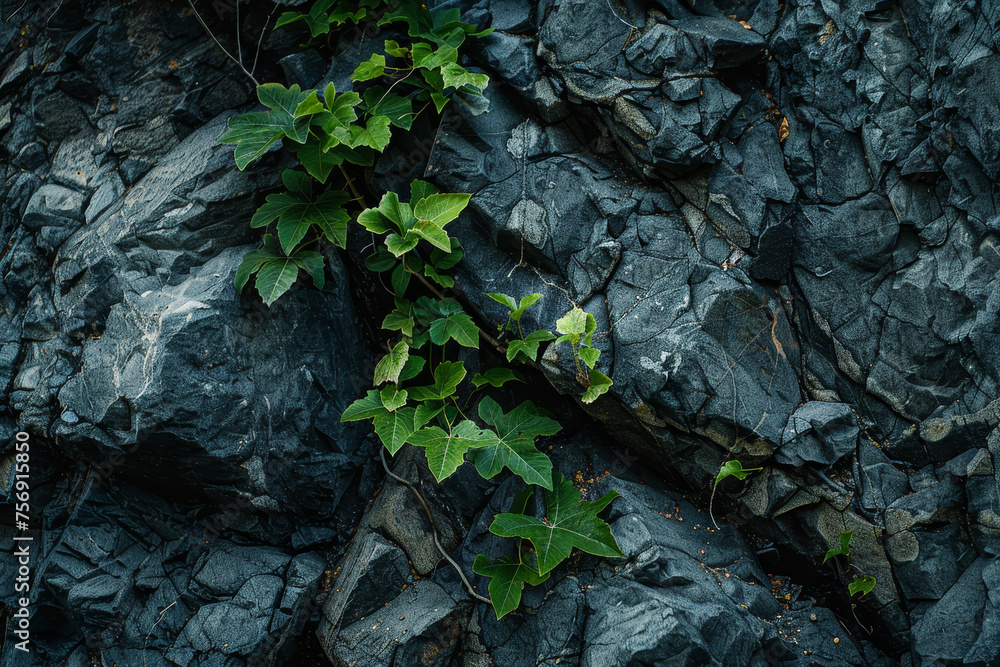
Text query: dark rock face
2 0 999 665
1 3 372 665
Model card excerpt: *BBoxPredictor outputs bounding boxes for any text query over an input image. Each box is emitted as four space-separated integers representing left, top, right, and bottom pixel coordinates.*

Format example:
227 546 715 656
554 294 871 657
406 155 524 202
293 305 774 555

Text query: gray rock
776 401 859 467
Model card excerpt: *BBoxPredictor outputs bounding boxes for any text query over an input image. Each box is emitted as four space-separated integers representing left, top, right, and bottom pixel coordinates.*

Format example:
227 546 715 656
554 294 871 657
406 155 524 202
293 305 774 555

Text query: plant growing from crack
218 0 620 619
709 459 762 528
849 574 876 598
823 530 853 566
823 530 877 599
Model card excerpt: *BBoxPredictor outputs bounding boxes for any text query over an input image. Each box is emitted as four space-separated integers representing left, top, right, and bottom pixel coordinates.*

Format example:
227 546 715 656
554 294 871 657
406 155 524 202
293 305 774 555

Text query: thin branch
379 449 490 604
187 0 260 86
235 0 243 68
252 2 281 79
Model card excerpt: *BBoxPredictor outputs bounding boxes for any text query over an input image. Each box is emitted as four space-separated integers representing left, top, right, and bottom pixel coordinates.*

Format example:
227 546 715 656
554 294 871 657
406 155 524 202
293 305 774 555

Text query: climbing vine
217 0 620 619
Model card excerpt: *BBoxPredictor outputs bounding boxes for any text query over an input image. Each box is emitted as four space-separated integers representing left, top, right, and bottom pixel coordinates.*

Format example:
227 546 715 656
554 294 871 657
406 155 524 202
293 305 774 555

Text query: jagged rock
776 401 859 467
3 0 1000 663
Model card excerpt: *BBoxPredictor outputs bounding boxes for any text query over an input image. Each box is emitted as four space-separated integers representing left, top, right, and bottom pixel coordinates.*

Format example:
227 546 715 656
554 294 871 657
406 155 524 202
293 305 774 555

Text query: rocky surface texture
1 0 998 665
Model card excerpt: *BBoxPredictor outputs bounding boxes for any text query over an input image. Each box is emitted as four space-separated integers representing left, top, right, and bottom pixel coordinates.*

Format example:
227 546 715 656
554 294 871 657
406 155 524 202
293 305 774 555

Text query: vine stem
379 449 490 604
187 0 260 86
339 165 367 207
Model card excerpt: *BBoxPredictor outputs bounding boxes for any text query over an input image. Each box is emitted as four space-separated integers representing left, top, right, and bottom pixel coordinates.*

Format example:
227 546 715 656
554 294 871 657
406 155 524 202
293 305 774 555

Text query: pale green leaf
374 341 410 385
407 420 497 481
413 192 471 227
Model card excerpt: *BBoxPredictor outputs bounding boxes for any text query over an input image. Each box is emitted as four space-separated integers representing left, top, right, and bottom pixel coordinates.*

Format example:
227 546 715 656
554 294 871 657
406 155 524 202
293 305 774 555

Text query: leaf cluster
344 193 620 618
353 3 491 113
555 307 612 404
220 3 620 620
276 0 385 44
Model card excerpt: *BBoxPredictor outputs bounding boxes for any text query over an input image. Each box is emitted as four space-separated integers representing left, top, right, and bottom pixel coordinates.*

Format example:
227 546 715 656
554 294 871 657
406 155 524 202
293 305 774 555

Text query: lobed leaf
470 397 558 488
489 472 623 575
506 330 556 363
407 420 497 482
473 553 549 619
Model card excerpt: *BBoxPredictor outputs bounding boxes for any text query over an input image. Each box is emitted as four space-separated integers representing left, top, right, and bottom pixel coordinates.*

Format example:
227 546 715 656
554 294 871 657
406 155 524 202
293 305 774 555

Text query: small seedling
554 307 611 403
709 459 762 528
486 292 542 338
823 530 853 565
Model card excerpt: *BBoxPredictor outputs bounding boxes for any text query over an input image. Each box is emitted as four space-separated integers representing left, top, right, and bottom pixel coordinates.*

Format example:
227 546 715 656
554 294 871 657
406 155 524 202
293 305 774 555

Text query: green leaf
428 309 479 348
391 262 410 295
352 115 393 151
429 91 449 113
374 341 410 385
490 472 623 575
324 85 361 126
357 208 392 234
386 231 420 257
327 142 374 166
412 41 459 69
471 368 523 389
470 397 558 488
432 361 466 399
486 292 518 312
380 385 408 411
365 247 397 272
219 111 297 170
292 251 325 289
255 257 300 305
556 307 588 336
714 460 762 489
440 62 489 93
413 299 479 348
253 188 350 254
473 552 549 619
849 575 876 597
580 369 612 403
373 407 417 454
507 330 556 363
411 219 451 251
580 346 601 369
341 389 388 422
407 420 498 482
410 179 440 203
423 264 455 288
414 401 444 428
399 354 426 382
511 293 542 321
234 246 274 294
288 134 344 183
407 360 467 402
363 87 414 130
258 83 320 124
823 531 854 565
238 234 326 305
384 39 410 57
583 312 598 347
352 53 386 81
429 238 463 270
413 193 471 227
362 192 416 239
